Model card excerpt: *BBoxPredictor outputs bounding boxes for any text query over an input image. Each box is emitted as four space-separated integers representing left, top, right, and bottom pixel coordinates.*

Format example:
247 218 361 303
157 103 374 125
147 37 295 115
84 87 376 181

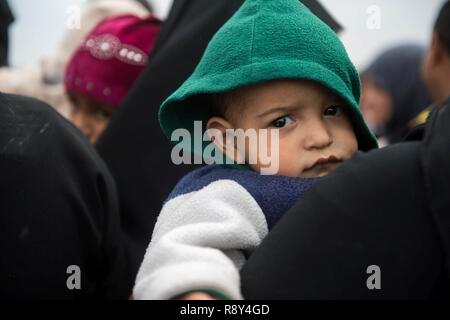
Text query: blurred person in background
407 0 450 135
360 44 432 145
0 0 149 117
0 0 14 67
65 14 161 143
422 0 450 107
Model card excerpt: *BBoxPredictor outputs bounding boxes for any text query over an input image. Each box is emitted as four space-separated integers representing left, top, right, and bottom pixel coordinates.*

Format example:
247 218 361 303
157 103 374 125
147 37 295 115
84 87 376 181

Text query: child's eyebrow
256 105 299 118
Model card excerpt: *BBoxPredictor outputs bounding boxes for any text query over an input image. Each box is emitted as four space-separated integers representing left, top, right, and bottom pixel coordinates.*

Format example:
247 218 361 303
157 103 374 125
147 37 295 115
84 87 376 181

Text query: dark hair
435 1 450 53
210 93 229 118
210 89 243 121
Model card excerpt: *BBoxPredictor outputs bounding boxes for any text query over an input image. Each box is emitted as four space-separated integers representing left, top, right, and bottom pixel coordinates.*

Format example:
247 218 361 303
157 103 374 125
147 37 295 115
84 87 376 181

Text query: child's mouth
311 155 341 167
302 156 343 177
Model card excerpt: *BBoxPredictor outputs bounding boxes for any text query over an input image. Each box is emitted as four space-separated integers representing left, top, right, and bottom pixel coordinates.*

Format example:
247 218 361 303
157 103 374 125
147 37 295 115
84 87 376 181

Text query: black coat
0 93 131 299
241 97 450 299
96 0 343 284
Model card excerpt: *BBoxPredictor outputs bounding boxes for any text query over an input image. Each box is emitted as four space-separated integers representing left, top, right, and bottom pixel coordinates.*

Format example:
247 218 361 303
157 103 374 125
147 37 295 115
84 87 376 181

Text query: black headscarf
96 0 344 280
0 93 131 299
363 44 432 143
0 0 14 66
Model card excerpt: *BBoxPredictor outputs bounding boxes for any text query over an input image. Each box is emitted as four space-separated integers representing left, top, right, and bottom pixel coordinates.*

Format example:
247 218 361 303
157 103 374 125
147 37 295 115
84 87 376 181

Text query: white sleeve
133 179 268 300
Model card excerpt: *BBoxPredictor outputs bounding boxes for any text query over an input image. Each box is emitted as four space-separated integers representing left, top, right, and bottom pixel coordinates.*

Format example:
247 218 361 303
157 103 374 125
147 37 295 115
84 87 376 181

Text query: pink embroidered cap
65 14 161 107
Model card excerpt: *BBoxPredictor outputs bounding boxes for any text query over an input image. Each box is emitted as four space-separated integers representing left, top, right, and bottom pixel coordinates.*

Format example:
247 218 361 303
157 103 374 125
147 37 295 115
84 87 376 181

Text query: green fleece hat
159 0 378 151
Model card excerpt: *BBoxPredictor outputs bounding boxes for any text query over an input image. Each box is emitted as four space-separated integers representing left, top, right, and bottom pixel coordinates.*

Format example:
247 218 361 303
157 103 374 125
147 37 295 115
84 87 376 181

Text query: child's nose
303 121 333 150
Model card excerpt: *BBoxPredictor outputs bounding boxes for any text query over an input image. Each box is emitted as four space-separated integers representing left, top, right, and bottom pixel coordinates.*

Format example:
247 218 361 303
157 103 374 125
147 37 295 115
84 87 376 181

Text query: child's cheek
277 151 299 177
273 138 303 177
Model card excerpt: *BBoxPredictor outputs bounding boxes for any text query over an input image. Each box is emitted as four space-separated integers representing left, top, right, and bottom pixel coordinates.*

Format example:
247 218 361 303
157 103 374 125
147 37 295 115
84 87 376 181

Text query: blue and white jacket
134 165 317 300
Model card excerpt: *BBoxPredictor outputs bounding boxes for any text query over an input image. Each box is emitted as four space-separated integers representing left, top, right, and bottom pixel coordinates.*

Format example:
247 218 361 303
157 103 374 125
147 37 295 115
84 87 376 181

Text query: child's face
360 77 392 133
68 93 115 144
208 80 358 177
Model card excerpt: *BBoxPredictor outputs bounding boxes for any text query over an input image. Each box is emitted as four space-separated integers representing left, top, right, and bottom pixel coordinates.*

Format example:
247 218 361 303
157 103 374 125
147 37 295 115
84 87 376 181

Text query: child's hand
178 292 219 300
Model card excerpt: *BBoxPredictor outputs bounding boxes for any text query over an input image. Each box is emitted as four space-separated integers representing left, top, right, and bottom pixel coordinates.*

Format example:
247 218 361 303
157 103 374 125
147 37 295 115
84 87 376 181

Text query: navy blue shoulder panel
166 165 317 229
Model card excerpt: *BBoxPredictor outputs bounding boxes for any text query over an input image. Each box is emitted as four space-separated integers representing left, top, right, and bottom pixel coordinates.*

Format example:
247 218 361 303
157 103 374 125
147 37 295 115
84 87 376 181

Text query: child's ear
206 117 242 162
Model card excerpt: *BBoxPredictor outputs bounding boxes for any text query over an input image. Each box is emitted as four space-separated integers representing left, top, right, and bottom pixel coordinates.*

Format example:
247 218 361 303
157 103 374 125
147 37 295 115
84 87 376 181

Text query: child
133 0 378 300
64 14 161 143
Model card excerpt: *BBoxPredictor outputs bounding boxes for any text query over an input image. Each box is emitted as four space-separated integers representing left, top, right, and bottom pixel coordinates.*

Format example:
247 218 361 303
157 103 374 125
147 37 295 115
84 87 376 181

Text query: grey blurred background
8 0 446 69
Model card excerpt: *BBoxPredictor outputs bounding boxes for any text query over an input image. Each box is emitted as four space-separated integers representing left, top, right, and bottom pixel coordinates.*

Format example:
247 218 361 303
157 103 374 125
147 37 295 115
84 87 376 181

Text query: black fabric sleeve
420 100 450 284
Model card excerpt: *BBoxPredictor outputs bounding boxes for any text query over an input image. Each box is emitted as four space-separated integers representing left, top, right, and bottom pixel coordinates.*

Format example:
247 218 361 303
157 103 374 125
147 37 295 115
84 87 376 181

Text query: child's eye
272 115 294 128
95 109 112 120
69 98 80 109
324 105 343 117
